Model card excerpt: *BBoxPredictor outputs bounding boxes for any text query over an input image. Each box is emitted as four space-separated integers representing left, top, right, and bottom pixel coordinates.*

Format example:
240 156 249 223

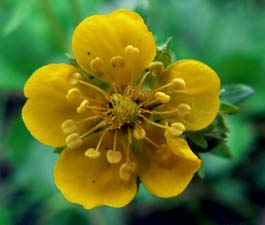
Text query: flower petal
54 132 137 209
135 127 201 198
72 9 156 87
158 60 220 131
22 64 88 147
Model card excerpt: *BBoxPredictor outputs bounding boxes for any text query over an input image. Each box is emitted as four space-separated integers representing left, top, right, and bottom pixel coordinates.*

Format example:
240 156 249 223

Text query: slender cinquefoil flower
22 9 220 209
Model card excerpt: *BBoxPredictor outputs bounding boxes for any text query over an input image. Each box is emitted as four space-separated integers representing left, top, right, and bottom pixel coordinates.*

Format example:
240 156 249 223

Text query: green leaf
220 102 240 114
211 144 232 159
154 37 173 67
220 84 254 105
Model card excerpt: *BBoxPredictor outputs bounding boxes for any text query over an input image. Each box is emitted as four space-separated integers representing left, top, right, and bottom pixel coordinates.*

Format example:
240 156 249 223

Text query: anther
85 148 101 159
155 92 171 104
119 162 136 181
66 88 81 102
68 72 82 85
147 61 164 76
168 122 186 137
77 99 89 113
110 56 125 68
133 126 146 140
171 78 186 89
124 45 140 56
65 133 83 149
177 103 191 117
106 150 122 164
155 144 171 161
61 119 77 134
90 57 104 72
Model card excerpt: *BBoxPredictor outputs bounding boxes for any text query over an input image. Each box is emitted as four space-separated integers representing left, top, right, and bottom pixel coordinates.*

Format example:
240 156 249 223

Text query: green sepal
186 132 208 149
211 144 232 159
220 84 254 105
188 114 229 153
220 102 240 114
66 53 79 67
197 160 205 179
154 37 173 67
53 147 65 154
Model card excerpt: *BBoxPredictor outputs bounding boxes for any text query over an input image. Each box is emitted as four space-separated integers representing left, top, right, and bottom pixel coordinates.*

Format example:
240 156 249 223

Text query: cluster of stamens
61 45 192 181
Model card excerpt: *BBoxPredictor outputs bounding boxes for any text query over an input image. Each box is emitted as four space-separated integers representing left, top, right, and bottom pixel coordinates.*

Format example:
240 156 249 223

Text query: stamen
119 162 136 181
155 144 171 161
140 115 167 129
65 133 83 149
125 45 140 56
154 92 171 104
172 78 186 89
78 80 109 97
134 71 151 97
110 56 125 68
84 129 108 159
61 119 77 134
151 78 186 94
106 150 122 164
66 88 81 102
80 121 106 139
77 99 89 113
177 103 191 117
147 61 164 76
133 125 146 140
68 72 82 85
85 148 101 159
90 57 104 72
144 136 161 149
167 122 186 137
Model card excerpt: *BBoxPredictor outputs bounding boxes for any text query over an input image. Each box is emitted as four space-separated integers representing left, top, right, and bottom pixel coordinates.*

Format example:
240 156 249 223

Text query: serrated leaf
211 144 232 159
220 102 240 114
220 84 254 105
154 37 173 67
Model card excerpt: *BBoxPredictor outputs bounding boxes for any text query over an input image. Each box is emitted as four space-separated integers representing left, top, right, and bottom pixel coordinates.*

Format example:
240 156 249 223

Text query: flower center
61 60 192 181
110 91 138 128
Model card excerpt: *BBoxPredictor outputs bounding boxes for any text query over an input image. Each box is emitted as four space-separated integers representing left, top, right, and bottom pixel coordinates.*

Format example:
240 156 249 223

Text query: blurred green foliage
0 0 264 225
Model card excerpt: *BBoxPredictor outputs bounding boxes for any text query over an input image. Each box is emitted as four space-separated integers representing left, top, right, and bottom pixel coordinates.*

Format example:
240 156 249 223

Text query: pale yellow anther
110 56 125 68
155 144 171 161
133 126 146 140
85 148 101 159
66 88 81 102
65 133 83 149
68 72 82 85
147 61 164 76
61 119 77 134
119 162 136 181
90 57 104 72
155 91 171 104
77 99 89 114
177 103 191 117
168 122 186 137
106 150 122 164
124 45 140 56
171 78 186 89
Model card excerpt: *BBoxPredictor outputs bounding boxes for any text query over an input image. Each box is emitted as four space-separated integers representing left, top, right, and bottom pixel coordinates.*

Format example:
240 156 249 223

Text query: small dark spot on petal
92 179 96 183
87 52 91 55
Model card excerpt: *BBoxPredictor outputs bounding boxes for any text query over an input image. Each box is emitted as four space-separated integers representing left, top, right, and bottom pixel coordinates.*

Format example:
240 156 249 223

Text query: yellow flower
22 9 220 209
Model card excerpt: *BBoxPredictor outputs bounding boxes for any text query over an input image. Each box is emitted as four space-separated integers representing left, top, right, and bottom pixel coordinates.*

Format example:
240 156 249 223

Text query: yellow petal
22 64 85 147
54 132 137 209
159 60 220 131
72 9 156 87
135 127 201 198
